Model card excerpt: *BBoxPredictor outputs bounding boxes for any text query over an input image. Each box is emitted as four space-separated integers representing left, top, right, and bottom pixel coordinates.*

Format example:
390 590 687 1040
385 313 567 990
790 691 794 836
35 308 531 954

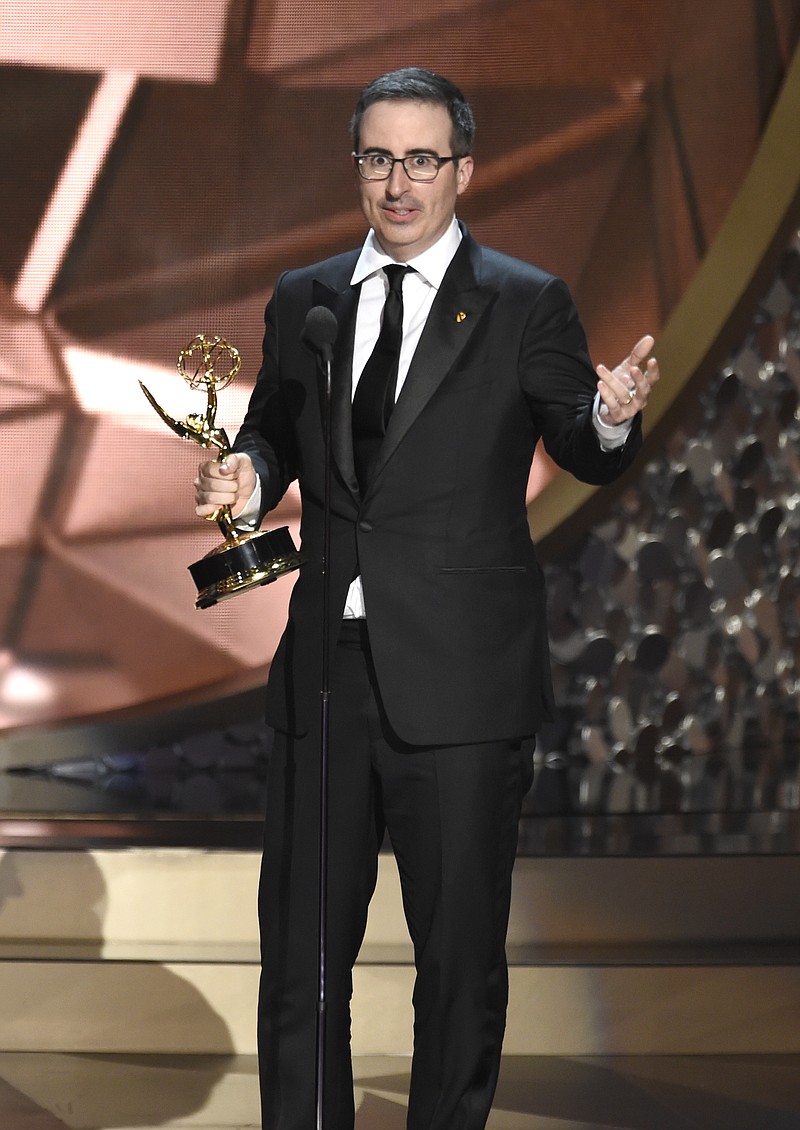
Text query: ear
456 155 474 195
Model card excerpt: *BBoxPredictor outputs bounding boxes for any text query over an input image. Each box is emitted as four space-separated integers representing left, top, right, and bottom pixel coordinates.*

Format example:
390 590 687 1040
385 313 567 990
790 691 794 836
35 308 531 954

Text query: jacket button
358 519 373 533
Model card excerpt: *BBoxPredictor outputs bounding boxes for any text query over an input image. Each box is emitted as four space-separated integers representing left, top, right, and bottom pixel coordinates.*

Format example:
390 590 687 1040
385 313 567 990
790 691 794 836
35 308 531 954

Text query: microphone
302 306 338 365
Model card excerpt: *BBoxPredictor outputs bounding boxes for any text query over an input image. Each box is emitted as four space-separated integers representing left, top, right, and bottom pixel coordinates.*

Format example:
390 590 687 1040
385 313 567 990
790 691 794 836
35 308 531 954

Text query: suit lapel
367 233 497 492
311 274 361 501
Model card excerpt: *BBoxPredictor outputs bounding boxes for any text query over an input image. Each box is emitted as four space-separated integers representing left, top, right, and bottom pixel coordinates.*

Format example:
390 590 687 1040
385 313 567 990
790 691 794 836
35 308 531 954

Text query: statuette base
188 526 301 609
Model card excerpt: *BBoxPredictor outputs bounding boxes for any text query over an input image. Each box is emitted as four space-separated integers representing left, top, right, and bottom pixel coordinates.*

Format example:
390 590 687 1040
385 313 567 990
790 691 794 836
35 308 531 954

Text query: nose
385 160 411 195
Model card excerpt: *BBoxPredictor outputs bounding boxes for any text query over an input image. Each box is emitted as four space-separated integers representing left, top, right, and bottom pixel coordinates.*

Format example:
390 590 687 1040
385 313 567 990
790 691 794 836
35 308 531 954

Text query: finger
195 470 238 493
197 460 228 483
645 357 660 387
628 359 659 407
195 477 238 497
628 335 654 368
195 491 238 518
597 379 629 422
218 452 243 476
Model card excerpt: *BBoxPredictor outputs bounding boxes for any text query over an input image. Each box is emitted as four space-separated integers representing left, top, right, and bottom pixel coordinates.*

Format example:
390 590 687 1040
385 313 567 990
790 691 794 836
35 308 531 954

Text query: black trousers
258 620 534 1130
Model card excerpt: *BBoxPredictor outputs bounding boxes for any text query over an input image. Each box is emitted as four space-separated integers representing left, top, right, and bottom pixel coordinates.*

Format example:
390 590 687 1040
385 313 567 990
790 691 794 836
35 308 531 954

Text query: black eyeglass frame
352 152 466 182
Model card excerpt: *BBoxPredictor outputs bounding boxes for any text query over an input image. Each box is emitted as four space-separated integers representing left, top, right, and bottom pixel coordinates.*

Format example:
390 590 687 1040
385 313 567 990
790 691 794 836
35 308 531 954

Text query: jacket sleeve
519 276 642 485
232 273 300 522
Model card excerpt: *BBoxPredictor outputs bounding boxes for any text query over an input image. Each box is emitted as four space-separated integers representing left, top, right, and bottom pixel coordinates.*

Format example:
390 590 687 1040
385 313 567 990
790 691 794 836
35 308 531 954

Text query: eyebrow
361 147 440 156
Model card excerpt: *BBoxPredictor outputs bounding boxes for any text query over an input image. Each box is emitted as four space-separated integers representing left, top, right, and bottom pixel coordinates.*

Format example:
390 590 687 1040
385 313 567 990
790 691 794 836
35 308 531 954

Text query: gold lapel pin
456 311 467 323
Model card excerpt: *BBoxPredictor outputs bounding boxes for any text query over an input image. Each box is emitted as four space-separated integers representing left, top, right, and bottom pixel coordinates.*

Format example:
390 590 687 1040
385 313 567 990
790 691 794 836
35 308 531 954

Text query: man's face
354 99 474 262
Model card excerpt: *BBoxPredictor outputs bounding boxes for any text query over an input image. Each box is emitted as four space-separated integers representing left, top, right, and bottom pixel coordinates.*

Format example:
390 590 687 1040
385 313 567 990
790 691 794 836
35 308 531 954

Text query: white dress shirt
342 220 465 616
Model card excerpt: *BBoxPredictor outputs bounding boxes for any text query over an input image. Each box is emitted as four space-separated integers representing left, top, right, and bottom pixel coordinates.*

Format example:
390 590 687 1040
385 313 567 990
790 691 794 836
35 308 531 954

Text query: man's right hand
194 452 257 519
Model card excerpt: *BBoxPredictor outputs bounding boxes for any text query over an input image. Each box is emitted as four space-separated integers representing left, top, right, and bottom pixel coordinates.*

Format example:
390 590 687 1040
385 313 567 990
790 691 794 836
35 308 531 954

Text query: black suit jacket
234 226 641 745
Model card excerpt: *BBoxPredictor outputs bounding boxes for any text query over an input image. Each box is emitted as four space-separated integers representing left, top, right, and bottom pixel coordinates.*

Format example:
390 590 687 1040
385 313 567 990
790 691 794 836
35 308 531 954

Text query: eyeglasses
353 152 464 182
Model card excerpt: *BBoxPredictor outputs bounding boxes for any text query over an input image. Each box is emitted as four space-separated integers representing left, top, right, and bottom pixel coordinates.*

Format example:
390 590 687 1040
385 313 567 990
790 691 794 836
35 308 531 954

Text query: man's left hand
596 335 660 425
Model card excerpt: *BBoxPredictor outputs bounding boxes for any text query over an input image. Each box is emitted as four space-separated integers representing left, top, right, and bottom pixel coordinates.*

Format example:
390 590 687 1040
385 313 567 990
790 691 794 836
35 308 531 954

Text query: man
195 68 658 1130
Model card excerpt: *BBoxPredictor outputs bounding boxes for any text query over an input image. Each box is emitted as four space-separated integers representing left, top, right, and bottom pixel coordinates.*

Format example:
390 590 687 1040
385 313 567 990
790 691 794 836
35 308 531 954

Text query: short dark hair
350 67 475 155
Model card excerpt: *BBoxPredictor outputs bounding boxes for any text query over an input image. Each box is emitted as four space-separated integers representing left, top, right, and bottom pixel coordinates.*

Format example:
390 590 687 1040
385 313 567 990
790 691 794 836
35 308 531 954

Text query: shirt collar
350 217 462 289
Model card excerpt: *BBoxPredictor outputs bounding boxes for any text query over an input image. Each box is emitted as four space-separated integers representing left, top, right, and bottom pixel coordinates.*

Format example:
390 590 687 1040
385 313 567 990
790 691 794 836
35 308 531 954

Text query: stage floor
2 1052 800 1129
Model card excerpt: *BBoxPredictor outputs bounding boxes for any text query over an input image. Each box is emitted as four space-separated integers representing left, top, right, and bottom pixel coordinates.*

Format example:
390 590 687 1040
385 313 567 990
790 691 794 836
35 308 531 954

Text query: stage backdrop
1 0 798 739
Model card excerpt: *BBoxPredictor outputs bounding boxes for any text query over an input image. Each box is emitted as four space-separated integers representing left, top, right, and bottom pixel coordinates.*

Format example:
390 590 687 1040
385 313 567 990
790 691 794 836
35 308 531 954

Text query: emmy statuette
139 334 301 608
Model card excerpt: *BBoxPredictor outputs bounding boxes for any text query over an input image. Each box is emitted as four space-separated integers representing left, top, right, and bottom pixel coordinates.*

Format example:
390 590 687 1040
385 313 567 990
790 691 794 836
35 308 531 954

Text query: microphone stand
301 304 338 1130
316 333 334 1130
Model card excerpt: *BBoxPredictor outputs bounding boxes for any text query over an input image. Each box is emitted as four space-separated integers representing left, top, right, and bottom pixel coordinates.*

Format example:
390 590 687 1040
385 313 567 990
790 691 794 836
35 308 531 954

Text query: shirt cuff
593 392 633 451
234 480 262 531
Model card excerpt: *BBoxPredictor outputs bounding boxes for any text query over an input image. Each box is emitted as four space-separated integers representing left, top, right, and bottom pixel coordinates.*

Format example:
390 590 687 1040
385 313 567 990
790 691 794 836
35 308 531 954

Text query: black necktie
352 264 408 492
